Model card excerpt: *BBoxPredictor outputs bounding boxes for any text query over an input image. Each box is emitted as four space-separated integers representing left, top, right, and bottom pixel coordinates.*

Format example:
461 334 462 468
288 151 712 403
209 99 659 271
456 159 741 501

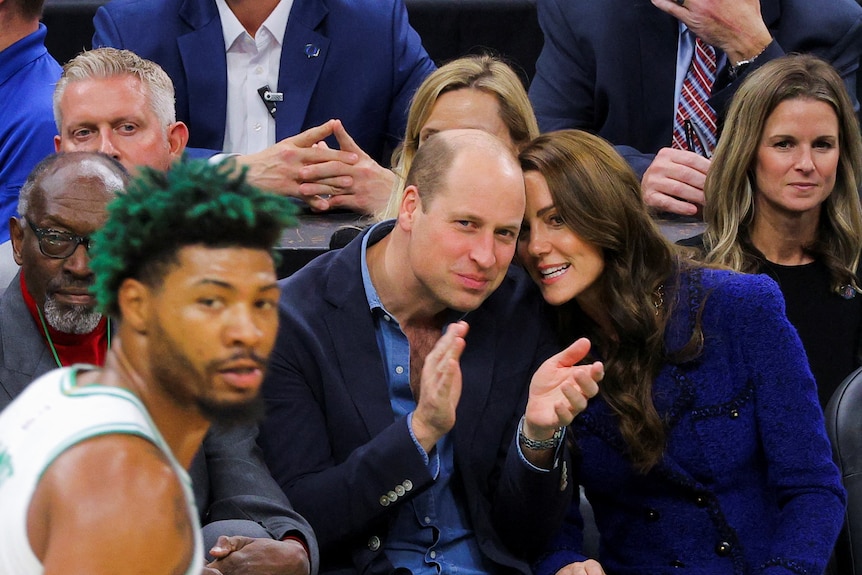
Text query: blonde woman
377 54 539 220
700 54 862 406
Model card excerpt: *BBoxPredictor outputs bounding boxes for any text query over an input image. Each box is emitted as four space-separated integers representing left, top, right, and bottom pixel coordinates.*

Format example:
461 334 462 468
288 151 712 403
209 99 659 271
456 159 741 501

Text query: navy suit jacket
529 0 862 176
93 0 436 162
0 272 319 572
259 224 572 575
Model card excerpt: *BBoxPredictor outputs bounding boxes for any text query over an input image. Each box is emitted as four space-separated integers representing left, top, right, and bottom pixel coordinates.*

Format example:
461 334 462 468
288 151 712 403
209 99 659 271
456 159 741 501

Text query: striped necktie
672 36 718 155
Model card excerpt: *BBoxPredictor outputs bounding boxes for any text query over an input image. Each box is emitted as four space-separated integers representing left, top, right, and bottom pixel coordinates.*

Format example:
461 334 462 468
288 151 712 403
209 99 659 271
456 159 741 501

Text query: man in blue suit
0 0 61 287
259 129 606 575
529 0 862 216
92 0 436 214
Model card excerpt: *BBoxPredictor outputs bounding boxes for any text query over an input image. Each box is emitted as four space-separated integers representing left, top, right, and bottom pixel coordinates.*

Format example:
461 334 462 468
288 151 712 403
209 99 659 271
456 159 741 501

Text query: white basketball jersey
0 366 203 575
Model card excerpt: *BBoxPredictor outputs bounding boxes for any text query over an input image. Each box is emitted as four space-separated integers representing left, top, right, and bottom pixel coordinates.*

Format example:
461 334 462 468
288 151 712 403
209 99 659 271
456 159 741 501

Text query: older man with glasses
0 151 126 391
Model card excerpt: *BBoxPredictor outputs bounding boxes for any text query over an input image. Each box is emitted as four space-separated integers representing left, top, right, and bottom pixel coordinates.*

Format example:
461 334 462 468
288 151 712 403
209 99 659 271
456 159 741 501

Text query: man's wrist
518 416 563 450
280 535 310 562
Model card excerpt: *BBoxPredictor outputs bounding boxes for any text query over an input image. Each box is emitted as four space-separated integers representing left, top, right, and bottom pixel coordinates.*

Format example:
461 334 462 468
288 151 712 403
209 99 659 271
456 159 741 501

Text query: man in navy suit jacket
93 0 436 214
259 129 605 575
529 0 862 216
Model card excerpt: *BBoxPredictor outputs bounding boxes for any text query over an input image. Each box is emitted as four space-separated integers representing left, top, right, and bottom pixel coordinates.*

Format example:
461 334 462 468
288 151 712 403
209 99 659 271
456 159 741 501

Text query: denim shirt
360 222 491 574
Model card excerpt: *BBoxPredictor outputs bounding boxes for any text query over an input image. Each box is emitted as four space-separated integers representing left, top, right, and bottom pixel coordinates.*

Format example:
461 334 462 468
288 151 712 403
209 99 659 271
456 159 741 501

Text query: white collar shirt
215 0 293 154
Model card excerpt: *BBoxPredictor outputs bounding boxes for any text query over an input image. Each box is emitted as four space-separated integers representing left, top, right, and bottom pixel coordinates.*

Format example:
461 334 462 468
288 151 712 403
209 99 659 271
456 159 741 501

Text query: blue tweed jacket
535 267 846 575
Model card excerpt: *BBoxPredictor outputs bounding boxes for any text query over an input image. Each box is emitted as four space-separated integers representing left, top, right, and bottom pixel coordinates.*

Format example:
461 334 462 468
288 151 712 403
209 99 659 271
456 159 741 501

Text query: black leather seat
825 366 862 574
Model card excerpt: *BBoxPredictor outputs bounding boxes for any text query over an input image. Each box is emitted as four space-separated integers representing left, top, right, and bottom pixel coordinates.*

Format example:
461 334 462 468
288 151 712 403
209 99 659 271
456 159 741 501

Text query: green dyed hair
90 158 297 317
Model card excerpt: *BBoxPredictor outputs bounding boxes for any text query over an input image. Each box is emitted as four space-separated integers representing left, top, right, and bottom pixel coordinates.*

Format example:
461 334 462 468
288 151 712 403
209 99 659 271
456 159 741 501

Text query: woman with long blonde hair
701 54 862 406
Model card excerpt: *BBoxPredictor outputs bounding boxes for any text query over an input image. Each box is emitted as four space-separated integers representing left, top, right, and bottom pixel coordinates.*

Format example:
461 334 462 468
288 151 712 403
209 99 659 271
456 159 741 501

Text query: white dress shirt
215 0 294 154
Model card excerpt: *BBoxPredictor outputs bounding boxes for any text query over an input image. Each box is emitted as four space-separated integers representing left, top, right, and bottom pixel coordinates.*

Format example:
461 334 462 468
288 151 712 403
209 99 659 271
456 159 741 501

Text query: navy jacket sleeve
529 0 862 177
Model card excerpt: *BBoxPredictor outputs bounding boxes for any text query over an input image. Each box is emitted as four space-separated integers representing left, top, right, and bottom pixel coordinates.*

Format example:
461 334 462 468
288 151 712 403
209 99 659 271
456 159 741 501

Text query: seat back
825 366 862 574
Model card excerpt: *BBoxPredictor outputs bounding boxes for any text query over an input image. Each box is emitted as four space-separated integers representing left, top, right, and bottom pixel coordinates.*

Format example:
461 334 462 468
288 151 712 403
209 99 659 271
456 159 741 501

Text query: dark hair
520 130 703 472
10 0 44 19
89 159 297 317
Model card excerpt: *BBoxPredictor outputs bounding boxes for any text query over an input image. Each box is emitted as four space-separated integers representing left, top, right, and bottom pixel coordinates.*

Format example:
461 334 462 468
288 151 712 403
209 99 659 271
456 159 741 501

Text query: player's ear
117 278 151 334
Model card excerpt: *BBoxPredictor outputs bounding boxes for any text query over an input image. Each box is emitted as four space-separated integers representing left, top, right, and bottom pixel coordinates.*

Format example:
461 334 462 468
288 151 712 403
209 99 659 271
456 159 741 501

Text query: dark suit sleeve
529 0 595 134
383 0 437 157
202 423 320 573
259 321 436 553
529 0 657 178
488 314 575 559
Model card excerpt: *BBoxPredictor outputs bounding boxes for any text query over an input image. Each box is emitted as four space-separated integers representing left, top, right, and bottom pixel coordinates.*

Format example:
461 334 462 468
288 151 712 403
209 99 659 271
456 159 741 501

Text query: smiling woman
517 128 845 575
700 53 862 406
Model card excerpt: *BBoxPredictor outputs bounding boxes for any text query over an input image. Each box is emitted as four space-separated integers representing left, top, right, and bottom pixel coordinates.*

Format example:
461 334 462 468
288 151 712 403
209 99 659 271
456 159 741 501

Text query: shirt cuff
406 412 440 479
209 152 240 164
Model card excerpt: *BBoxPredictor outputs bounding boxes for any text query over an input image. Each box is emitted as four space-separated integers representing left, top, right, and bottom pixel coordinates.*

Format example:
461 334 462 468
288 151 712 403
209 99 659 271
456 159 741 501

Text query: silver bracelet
730 43 769 79
518 416 563 450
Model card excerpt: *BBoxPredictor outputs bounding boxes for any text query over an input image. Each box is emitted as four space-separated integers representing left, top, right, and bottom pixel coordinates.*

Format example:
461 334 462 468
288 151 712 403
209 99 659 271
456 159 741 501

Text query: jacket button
645 508 660 522
694 495 708 507
395 485 406 496
402 479 413 491
379 496 390 507
730 409 739 419
368 536 381 551
387 491 398 502
715 541 732 556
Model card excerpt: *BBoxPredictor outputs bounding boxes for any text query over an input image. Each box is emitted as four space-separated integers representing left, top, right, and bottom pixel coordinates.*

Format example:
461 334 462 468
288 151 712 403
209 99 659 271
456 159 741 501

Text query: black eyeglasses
26 219 94 259
684 118 712 159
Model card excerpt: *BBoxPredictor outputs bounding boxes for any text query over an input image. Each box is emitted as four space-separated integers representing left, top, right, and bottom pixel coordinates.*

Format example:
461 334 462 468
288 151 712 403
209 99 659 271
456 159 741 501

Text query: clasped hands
203 535 309 575
234 118 396 215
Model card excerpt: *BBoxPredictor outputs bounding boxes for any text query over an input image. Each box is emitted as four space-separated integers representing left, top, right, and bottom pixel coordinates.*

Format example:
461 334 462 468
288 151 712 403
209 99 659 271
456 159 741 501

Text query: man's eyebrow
194 278 279 293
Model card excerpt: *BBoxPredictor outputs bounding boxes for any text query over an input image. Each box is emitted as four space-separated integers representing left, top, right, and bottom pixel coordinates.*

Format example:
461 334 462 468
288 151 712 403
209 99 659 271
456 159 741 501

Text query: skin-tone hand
297 119 397 214
411 321 469 453
234 119 359 211
205 536 310 575
523 338 603 444
556 559 608 575
642 147 710 216
651 0 772 64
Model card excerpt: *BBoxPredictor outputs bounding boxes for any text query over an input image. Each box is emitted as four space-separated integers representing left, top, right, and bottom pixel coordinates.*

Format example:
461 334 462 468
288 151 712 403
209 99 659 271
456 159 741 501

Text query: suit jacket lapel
178 0 228 148
322 238 396 440
276 0 330 140
0 273 58 404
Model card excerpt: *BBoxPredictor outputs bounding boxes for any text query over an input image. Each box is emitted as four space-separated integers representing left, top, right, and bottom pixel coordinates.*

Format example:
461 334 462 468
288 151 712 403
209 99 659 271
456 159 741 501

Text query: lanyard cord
35 305 111 368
